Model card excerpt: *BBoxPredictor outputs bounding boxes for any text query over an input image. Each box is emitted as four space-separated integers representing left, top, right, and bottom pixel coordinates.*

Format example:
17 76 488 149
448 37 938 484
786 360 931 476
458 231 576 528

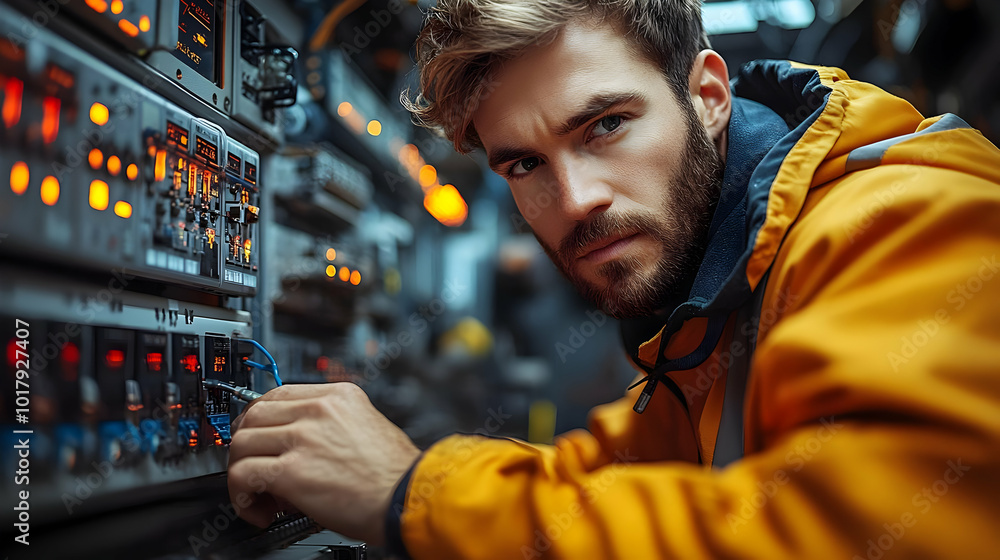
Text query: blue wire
239 339 282 387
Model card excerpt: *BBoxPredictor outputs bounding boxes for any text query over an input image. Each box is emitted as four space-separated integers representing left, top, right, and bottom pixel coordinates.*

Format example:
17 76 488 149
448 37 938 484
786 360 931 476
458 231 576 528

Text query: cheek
511 186 563 244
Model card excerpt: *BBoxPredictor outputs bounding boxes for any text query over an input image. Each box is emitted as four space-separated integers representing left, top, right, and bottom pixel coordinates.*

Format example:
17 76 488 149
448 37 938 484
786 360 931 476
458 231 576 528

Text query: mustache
554 211 664 262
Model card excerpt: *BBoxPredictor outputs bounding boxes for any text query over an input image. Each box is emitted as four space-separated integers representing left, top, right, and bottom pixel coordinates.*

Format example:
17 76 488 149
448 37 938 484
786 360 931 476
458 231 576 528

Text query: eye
591 115 623 138
508 156 541 178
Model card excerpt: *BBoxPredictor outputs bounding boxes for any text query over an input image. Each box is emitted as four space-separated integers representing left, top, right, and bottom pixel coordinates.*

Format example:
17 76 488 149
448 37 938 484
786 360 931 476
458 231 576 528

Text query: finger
235 399 312 430
228 426 298 465
228 456 287 528
257 383 348 402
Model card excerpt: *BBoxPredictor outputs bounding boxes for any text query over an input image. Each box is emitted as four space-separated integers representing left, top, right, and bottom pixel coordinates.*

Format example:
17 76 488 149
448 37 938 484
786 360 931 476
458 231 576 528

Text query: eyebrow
487 90 645 173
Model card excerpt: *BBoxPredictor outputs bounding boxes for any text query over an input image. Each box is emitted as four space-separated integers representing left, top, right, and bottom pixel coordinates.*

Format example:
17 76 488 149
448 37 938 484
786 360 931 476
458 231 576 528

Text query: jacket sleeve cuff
384 455 420 560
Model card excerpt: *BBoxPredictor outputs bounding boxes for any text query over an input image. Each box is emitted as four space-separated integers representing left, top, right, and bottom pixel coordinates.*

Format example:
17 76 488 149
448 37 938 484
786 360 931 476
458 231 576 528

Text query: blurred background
0 0 996 557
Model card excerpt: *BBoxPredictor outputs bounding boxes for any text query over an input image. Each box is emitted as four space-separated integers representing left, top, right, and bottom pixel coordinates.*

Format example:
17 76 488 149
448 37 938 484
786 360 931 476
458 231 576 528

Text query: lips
578 231 641 263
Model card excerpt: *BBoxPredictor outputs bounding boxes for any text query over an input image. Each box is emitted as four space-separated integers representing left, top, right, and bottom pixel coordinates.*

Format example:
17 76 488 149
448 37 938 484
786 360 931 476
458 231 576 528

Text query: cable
203 379 264 403
238 338 283 387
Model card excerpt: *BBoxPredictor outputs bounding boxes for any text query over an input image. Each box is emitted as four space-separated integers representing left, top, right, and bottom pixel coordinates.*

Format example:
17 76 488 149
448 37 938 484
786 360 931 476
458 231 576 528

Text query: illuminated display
244 162 257 185
213 355 226 373
181 354 199 373
146 352 163 372
173 0 219 83
166 121 189 149
226 152 241 175
195 135 217 163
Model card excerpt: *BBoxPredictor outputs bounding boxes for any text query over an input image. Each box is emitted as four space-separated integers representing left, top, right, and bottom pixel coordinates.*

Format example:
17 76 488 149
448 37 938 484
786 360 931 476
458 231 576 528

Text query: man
228 0 1000 557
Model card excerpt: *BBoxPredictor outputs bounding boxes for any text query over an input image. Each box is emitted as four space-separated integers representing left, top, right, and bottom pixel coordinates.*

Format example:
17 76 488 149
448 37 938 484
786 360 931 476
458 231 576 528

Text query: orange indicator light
88 148 103 169
339 267 350 282
119 19 139 37
85 0 108 12
10 162 28 195
114 200 132 218
350 270 361 285
89 102 109 126
40 176 59 206
107 155 122 176
41 96 60 144
111 0 123 14
126 163 138 180
89 180 109 211
154 149 167 181
139 16 151 32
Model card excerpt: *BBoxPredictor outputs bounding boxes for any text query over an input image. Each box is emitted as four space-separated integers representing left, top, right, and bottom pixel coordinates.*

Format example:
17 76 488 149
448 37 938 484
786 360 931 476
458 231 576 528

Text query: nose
552 157 613 223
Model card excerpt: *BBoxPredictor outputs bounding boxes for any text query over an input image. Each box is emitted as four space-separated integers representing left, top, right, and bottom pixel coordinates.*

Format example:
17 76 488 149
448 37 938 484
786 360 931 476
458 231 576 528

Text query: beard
537 103 725 319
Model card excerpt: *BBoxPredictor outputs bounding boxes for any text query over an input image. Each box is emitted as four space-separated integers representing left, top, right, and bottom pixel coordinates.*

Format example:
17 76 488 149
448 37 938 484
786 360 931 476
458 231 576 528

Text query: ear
687 50 731 144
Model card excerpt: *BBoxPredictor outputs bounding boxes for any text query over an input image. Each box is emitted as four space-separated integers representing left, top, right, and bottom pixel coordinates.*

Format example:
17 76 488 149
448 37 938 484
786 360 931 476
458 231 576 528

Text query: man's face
473 20 725 319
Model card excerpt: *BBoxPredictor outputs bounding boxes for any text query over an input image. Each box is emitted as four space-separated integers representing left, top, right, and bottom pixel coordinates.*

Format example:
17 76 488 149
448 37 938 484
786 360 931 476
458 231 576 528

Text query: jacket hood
621 59 1000 377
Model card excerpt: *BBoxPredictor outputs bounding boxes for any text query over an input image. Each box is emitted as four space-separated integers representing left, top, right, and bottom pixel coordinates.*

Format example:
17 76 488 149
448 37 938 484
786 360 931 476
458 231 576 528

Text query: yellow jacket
385 61 1000 559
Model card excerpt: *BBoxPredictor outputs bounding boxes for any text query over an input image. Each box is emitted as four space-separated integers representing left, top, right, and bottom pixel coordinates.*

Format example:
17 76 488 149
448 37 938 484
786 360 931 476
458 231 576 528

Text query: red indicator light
146 352 163 372
62 342 80 365
41 96 60 144
6 338 19 366
181 354 199 372
2 77 23 128
105 349 125 368
316 356 330 371
61 342 80 382
188 429 198 447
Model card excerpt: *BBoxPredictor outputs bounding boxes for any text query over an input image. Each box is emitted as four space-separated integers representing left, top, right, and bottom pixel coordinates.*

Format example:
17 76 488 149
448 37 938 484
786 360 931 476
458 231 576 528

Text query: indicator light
337 102 352 117
10 161 28 195
6 338 19 366
85 0 108 12
367 120 382 136
207 228 216 249
326 248 336 260
118 19 139 37
326 265 336 277
111 0 123 14
154 149 167 181
40 176 60 206
60 342 80 381
2 77 22 128
126 163 138 180
317 356 330 371
146 352 163 372
107 155 122 176
181 354 199 372
89 180 109 211
105 349 125 368
243 238 252 261
139 16 151 32
339 267 350 282
89 102 109 126
114 200 132 218
88 148 104 169
41 96 60 144
350 270 361 285
419 165 437 188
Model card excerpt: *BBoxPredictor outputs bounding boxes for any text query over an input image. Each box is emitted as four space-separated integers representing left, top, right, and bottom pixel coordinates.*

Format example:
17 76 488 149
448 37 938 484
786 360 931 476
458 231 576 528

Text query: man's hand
227 382 419 545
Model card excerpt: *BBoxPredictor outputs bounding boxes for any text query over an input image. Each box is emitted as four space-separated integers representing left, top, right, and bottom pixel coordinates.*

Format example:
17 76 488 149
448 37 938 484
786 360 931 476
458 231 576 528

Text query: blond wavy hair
402 0 710 154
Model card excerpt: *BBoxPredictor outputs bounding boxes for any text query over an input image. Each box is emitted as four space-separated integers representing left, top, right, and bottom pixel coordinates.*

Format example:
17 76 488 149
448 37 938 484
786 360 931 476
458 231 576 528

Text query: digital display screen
244 162 257 185
196 135 218 163
173 0 219 83
226 152 241 175
167 121 190 149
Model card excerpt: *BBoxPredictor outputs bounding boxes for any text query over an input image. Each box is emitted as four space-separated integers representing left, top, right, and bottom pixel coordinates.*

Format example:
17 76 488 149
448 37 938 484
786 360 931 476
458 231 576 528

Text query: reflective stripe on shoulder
845 113 971 173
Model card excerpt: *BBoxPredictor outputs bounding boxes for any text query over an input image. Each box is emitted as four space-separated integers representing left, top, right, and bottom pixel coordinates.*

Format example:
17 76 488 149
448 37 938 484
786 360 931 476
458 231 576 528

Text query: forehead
472 20 666 146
